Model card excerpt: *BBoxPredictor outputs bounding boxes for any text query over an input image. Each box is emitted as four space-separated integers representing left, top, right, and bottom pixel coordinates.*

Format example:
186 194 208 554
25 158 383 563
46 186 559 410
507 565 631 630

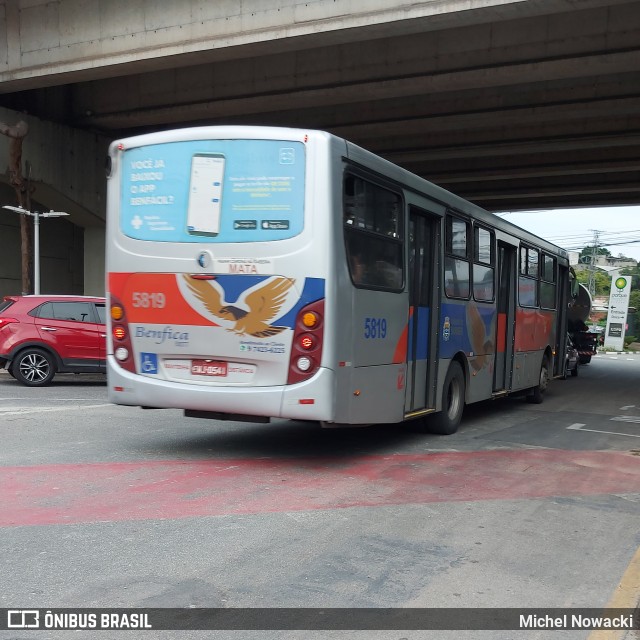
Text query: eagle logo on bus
182 274 296 338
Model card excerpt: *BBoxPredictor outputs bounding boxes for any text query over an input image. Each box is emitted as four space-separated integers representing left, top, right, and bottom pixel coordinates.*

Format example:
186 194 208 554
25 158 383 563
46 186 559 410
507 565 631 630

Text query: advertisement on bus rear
120 139 305 243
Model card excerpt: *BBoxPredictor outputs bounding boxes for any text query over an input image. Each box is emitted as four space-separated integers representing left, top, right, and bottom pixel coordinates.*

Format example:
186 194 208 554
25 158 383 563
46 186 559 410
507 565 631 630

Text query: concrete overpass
1 0 639 294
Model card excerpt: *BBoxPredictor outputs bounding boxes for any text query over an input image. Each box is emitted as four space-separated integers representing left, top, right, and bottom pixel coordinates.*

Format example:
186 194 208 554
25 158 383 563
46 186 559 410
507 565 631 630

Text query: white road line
567 422 640 438
0 404 112 417
0 397 107 402
610 416 640 424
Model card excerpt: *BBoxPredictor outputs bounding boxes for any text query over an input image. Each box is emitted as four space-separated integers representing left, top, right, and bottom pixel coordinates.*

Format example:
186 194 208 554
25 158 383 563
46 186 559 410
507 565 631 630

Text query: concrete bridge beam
0 0 632 91
0 107 108 295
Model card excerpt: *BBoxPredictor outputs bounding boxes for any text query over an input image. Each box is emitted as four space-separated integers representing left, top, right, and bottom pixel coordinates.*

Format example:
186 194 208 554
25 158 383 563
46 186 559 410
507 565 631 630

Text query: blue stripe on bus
408 306 430 361
439 302 496 359
212 275 324 330
214 275 267 303
277 277 325 328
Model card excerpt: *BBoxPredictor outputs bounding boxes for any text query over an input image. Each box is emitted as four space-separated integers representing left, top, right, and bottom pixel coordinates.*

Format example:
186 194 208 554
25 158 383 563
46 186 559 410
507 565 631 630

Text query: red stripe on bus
393 324 409 364
393 307 412 364
496 312 507 353
514 308 555 352
109 272 220 326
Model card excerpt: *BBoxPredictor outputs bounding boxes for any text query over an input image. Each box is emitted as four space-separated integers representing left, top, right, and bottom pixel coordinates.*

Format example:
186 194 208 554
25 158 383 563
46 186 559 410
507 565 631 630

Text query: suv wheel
12 348 56 386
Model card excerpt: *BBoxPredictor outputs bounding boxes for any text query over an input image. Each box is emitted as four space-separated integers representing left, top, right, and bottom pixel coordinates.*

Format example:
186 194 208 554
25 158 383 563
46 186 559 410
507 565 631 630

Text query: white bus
106 126 571 434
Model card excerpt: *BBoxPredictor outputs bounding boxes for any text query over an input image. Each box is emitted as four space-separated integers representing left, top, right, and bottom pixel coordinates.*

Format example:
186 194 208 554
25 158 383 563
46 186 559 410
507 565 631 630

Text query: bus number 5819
364 317 387 339
131 292 166 308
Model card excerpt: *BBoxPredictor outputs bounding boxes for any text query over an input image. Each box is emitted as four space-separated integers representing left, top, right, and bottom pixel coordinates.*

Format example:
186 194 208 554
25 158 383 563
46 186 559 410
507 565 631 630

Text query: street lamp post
2 205 69 295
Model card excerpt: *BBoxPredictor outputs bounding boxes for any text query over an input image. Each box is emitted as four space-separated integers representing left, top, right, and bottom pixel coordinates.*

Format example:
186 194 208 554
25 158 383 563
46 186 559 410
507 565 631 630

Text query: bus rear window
119 139 305 243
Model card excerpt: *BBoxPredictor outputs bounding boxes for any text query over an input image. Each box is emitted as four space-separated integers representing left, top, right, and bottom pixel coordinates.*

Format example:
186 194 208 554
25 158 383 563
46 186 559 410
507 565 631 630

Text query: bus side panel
514 308 556 352
351 291 408 367
439 300 497 404
341 289 408 424
511 307 556 391
346 364 407 424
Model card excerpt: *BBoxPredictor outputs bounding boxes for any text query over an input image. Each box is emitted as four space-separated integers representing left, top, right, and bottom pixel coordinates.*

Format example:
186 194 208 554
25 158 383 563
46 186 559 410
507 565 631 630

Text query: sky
495 206 640 262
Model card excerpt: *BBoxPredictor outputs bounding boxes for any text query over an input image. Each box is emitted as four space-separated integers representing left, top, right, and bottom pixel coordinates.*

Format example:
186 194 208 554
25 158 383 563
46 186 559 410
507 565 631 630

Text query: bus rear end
106 127 337 423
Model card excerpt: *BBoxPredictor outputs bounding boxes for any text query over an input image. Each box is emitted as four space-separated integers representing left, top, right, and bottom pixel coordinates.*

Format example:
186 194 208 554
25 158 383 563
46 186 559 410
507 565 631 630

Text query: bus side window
444 214 471 299
540 253 557 309
473 226 495 302
347 236 368 285
519 245 539 307
343 174 403 290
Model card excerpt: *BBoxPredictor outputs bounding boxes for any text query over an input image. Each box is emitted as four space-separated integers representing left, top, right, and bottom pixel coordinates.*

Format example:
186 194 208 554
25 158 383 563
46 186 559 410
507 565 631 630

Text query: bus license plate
191 360 228 377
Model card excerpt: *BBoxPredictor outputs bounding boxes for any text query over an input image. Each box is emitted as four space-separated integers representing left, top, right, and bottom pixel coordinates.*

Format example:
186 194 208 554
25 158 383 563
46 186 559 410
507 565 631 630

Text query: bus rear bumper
107 358 335 422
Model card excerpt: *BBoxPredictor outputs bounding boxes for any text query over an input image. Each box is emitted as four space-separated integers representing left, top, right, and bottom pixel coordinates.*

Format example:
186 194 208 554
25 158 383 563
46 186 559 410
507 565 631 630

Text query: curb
600 351 640 355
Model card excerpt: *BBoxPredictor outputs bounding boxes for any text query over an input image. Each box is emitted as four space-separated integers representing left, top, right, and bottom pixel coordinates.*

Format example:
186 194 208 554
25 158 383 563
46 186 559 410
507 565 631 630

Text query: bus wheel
428 361 465 435
527 356 549 404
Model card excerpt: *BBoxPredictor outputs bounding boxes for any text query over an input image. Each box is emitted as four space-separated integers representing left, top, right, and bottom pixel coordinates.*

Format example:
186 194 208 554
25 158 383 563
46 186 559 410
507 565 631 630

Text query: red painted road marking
2 449 639 527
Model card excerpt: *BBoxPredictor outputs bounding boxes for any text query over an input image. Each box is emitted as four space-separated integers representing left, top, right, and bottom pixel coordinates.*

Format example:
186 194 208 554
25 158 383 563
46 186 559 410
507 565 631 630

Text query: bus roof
110 124 568 261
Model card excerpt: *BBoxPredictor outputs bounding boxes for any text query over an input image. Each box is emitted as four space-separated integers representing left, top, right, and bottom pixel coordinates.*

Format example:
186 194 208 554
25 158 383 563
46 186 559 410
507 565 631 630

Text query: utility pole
2 206 69 295
587 229 602 297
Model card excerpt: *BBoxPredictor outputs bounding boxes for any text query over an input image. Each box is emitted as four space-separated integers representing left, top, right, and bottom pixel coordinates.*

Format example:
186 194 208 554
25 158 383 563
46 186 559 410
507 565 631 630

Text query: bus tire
428 361 465 435
527 356 549 404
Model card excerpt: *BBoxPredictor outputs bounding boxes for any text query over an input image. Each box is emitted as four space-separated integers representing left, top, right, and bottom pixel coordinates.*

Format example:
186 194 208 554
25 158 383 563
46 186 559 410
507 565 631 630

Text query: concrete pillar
83 227 106 296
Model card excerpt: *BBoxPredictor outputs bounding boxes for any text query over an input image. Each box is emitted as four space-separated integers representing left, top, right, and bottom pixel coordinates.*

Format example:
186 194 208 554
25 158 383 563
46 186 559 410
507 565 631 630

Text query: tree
620 265 640 291
0 119 33 294
575 269 610 297
579 245 611 262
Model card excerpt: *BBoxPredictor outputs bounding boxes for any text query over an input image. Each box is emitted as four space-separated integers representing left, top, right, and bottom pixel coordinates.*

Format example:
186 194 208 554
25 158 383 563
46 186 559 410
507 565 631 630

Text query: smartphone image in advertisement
187 153 225 235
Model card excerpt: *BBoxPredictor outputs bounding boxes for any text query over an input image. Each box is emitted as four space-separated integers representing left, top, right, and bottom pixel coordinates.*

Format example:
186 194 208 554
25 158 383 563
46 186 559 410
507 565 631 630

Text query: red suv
0 295 106 386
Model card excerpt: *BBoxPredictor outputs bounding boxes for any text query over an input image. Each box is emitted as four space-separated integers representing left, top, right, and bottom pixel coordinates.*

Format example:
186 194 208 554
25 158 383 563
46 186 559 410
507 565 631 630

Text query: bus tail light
113 325 127 341
298 334 315 350
297 356 313 371
288 299 324 385
302 311 319 328
108 294 136 374
111 304 124 321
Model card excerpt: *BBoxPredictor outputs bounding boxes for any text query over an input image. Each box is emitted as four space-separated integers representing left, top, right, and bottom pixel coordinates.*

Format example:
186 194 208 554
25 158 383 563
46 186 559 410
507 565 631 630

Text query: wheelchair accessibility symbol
140 352 158 374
